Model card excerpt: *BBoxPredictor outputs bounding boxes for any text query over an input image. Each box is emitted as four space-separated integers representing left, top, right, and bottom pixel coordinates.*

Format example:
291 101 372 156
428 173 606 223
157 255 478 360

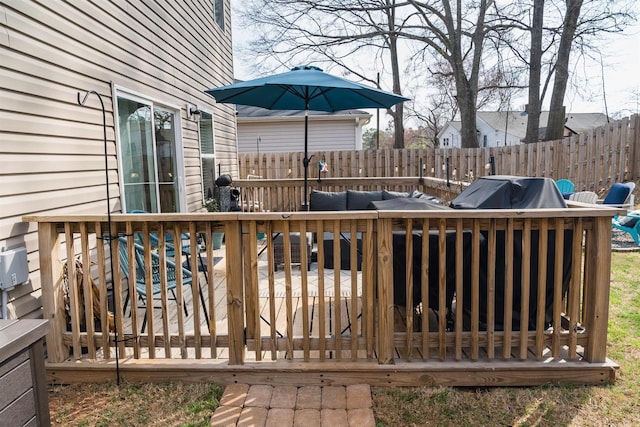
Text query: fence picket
237 116 638 191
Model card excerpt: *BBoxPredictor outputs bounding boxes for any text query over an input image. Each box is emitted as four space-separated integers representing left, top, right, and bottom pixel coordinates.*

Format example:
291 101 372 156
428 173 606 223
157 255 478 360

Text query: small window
199 112 216 201
214 0 224 30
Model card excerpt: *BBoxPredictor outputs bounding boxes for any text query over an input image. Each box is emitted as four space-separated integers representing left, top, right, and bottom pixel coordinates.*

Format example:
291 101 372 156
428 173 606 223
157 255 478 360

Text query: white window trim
198 109 217 203
111 84 187 213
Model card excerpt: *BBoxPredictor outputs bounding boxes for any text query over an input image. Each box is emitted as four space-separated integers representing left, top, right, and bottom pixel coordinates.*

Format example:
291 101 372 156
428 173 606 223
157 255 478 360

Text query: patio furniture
599 182 636 208
612 212 640 245
272 233 314 271
118 237 191 332
128 209 190 257
309 189 441 270
451 176 573 331
569 191 598 204
555 179 575 199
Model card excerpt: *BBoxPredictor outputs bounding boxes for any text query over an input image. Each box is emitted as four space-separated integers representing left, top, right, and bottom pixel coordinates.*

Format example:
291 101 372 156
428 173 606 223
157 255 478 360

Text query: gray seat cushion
346 190 383 210
310 190 347 211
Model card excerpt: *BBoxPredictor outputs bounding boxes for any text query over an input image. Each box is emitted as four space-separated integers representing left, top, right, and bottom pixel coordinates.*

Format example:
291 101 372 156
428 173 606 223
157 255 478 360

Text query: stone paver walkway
210 384 375 427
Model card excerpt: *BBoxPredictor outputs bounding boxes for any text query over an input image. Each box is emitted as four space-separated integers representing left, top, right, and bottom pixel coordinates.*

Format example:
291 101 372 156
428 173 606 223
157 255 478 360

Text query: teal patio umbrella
205 65 409 208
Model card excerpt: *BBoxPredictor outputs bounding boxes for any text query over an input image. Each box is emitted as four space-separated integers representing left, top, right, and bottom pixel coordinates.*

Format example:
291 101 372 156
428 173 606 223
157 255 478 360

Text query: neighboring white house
236 106 371 153
438 111 610 148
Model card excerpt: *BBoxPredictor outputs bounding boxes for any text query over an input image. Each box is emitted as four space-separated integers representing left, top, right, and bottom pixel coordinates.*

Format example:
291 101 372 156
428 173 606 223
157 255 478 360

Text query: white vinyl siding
0 1 235 319
237 119 360 153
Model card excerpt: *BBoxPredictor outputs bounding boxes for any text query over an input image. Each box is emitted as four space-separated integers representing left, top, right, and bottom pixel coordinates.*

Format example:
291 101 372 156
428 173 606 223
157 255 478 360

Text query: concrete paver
210 384 374 427
293 409 321 427
321 408 348 427
237 406 268 427
347 408 375 426
210 405 242 426
346 384 372 409
219 384 249 407
322 386 346 409
296 386 321 409
266 408 295 427
245 385 273 407
270 385 298 409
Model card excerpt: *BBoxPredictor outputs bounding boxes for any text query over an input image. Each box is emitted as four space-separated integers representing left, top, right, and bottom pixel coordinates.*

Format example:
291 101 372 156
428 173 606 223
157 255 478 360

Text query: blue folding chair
118 237 191 332
125 210 211 330
612 211 640 246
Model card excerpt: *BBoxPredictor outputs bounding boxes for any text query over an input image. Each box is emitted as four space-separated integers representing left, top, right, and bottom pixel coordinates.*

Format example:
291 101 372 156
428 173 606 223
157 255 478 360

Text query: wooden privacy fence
27 205 621 386
238 115 640 193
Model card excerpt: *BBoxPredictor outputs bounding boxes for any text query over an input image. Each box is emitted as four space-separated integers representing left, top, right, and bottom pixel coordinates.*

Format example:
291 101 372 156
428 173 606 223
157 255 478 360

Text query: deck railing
26 204 622 384
233 176 466 212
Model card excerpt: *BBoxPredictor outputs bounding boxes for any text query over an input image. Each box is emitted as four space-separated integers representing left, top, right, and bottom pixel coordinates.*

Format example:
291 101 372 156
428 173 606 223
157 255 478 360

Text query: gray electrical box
0 247 29 291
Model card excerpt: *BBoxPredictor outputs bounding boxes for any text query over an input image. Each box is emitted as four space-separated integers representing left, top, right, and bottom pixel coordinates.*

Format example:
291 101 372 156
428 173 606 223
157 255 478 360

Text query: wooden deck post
242 220 260 360
583 216 612 362
377 217 394 364
37 222 66 363
225 220 245 365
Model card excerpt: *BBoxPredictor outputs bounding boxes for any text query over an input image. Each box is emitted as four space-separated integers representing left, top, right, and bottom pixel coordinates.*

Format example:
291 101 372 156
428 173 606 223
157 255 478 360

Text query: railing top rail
233 176 454 187
23 205 625 225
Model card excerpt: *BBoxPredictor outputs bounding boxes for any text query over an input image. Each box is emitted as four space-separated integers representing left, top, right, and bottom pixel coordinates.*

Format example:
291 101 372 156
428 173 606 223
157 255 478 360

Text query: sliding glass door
116 94 182 213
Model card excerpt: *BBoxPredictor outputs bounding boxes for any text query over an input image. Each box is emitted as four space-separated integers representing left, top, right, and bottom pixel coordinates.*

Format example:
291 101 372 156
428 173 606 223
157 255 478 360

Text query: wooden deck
105 239 366 361
28 209 622 386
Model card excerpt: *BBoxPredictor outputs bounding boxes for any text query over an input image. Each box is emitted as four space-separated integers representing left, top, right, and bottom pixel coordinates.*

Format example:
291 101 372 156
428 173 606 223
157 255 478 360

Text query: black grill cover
450 176 567 209
451 176 572 331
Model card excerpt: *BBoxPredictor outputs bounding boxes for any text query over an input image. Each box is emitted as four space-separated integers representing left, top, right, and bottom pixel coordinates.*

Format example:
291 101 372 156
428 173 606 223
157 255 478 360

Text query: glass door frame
112 85 187 213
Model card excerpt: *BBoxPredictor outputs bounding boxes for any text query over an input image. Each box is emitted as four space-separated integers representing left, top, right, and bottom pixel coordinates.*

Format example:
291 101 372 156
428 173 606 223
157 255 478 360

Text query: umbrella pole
303 108 310 210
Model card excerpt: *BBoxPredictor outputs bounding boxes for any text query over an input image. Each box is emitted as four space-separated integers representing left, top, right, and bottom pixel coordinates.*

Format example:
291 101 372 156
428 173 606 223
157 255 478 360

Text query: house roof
478 111 530 138
439 111 610 140
564 113 609 134
236 105 371 120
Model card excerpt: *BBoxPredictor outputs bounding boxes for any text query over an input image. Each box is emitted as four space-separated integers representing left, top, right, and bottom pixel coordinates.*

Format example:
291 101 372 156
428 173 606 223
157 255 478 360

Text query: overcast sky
231 8 640 121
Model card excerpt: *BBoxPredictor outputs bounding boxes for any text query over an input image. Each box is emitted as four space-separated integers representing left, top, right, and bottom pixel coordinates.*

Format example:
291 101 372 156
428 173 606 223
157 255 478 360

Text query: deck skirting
45 358 618 387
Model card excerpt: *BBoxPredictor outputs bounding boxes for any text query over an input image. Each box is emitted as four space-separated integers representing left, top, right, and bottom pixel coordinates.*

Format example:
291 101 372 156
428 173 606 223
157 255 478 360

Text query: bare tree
237 0 409 147
544 0 583 140
402 0 505 148
492 0 635 142
524 0 545 143
236 0 636 148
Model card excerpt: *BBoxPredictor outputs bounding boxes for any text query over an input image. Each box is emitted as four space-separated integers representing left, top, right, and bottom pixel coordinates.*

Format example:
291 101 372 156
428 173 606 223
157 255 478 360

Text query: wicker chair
272 233 313 271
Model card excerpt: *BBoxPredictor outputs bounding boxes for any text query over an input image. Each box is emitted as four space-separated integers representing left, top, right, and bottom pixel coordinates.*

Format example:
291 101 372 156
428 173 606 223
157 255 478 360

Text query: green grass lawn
372 251 640 426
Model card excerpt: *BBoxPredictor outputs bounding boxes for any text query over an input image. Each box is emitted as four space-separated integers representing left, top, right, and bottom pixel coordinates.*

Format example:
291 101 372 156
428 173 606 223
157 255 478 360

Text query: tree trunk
458 87 478 148
392 104 405 149
545 0 583 141
388 3 405 149
524 0 544 144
